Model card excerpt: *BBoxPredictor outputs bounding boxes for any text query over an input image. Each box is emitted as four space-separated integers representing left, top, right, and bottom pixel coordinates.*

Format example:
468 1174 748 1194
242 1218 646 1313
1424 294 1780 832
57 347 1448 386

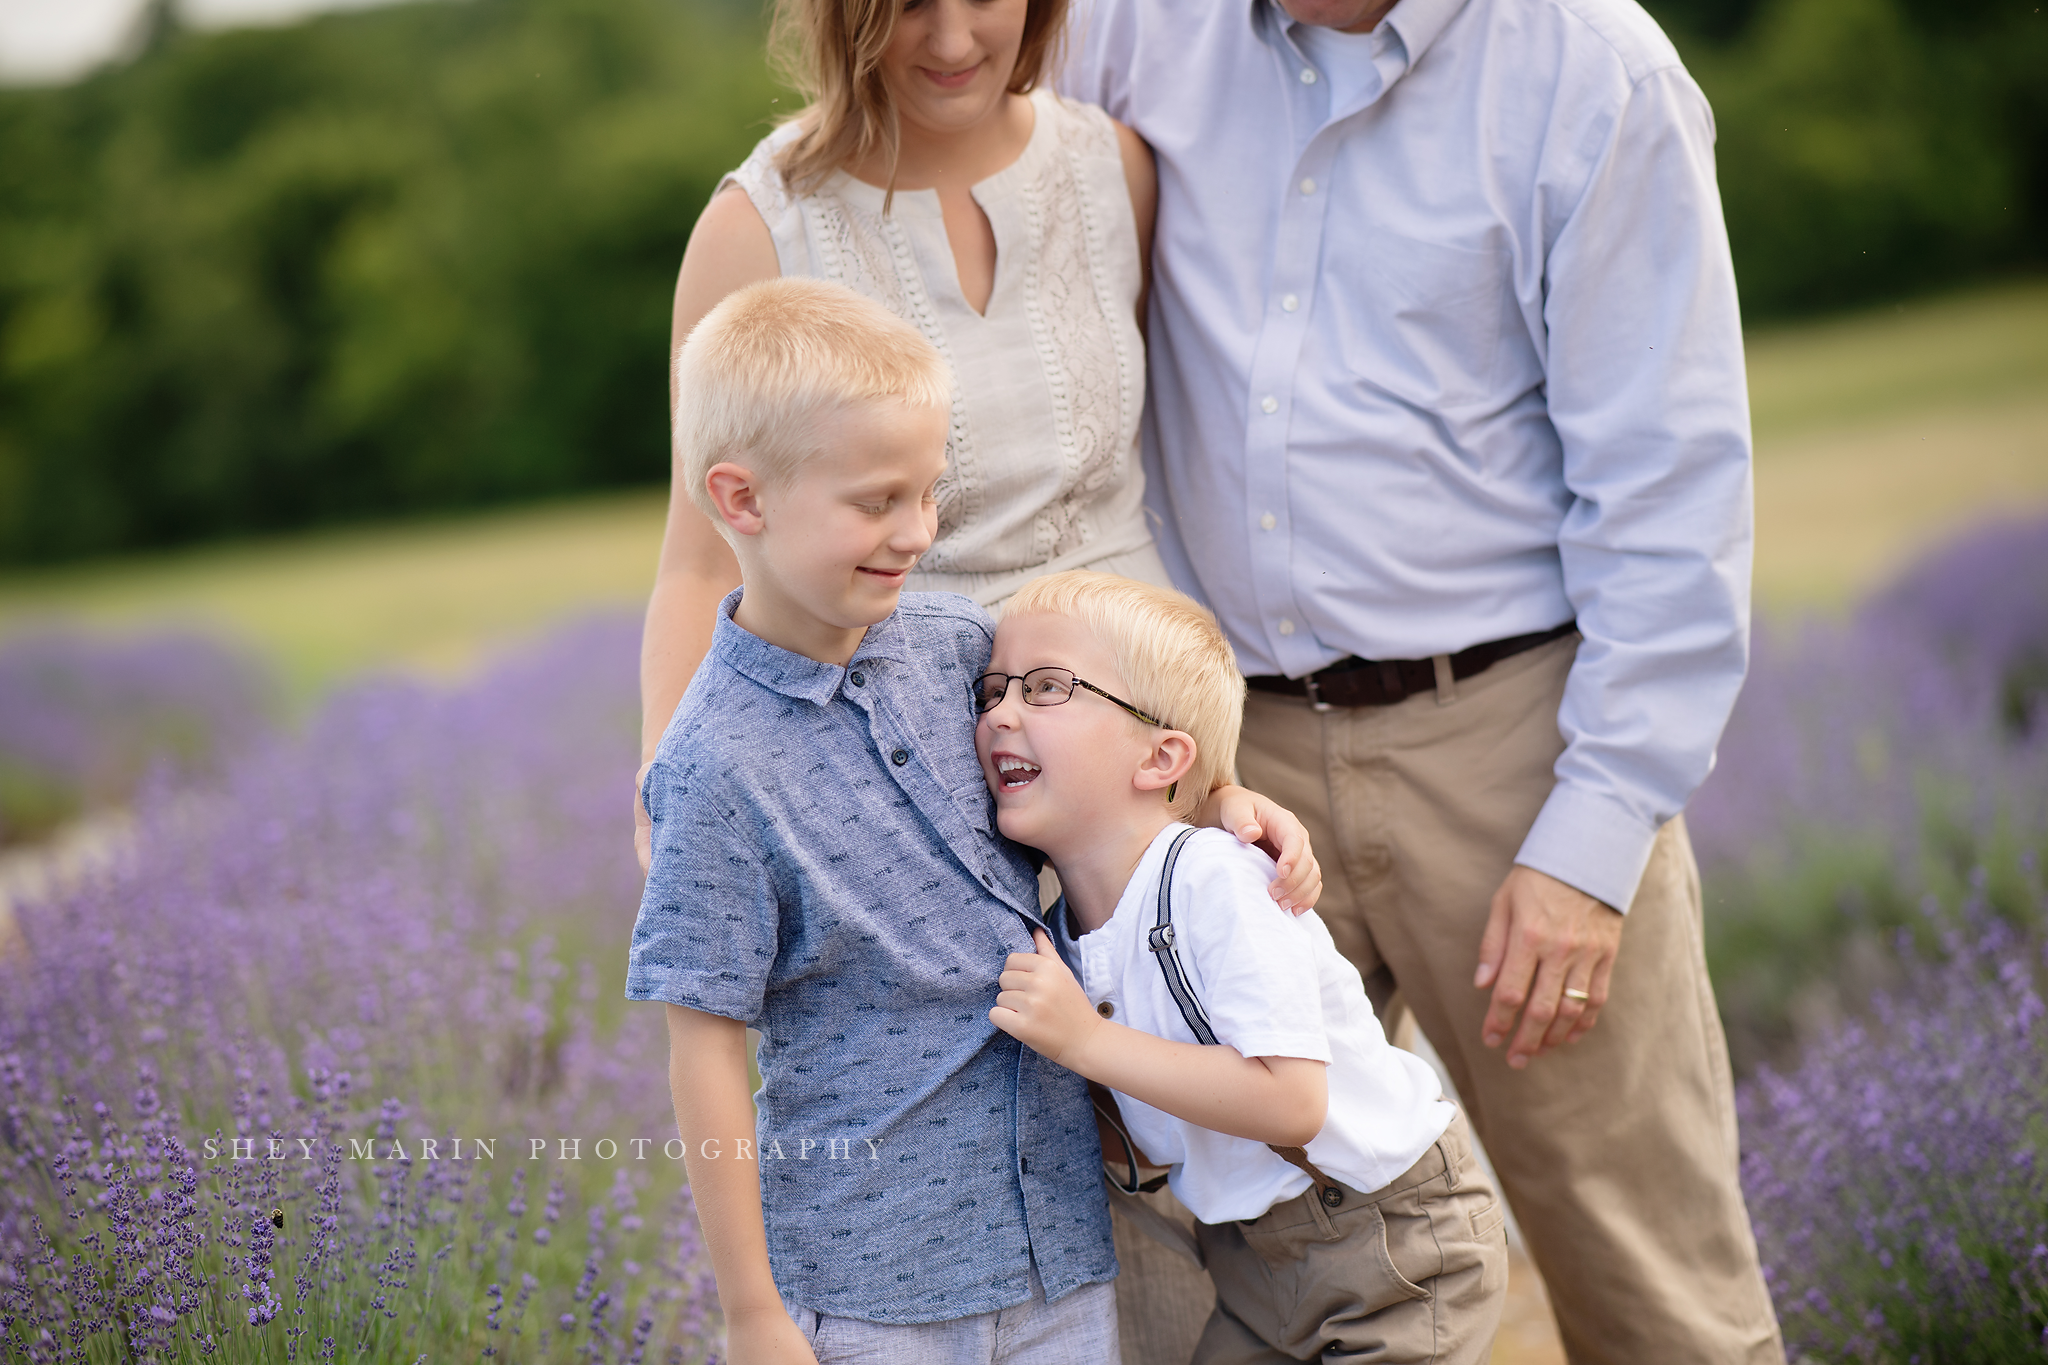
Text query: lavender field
1 513 2045 1362
0 617 717 1362
0 632 271 848
1695 514 2048 1358
1692 515 2048 1068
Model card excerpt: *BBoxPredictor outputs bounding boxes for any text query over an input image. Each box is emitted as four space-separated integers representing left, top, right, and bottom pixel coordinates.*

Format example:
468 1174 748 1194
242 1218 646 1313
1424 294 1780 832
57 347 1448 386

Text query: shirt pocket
1355 230 1512 411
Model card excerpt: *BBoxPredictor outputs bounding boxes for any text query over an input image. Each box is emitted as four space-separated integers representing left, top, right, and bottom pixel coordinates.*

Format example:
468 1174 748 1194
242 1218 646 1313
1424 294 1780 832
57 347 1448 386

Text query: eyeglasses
971 668 1165 728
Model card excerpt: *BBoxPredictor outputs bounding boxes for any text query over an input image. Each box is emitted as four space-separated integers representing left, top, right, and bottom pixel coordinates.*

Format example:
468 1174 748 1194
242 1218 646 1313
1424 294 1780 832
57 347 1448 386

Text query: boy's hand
990 929 1103 1068
1205 785 1323 913
724 1305 818 1365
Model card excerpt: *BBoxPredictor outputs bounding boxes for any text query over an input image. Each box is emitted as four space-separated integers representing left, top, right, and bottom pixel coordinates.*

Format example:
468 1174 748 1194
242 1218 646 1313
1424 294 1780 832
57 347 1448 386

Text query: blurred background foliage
0 0 778 564
0 0 2040 564
1669 0 2046 315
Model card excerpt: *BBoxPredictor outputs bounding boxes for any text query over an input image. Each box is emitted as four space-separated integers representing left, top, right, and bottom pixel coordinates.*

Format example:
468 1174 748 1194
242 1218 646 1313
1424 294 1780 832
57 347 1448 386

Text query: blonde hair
767 0 1070 197
1002 572 1245 820
674 278 952 528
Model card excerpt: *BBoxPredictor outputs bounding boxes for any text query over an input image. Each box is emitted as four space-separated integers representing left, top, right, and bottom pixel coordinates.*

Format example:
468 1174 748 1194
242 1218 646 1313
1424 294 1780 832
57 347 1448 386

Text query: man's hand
634 761 655 876
1474 865 1623 1069
990 929 1103 1067
723 1305 818 1365
1203 785 1324 913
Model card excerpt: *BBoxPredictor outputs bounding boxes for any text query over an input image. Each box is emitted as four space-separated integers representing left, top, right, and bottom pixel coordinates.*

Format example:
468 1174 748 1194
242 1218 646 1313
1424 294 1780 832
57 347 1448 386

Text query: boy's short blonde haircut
675 278 952 528
1002 571 1245 821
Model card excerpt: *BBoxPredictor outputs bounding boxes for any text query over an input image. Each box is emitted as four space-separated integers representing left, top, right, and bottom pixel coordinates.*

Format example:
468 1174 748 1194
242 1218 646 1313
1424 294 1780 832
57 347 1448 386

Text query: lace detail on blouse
1017 108 1140 561
722 92 1149 583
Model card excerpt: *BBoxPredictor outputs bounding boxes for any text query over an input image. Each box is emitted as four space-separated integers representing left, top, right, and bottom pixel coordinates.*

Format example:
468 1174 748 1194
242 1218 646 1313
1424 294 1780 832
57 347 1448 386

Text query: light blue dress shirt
1063 0 1753 910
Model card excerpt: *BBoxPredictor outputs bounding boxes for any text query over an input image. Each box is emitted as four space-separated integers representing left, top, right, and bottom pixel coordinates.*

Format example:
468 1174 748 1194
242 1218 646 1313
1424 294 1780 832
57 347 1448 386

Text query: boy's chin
991 805 1040 846
829 585 904 629
846 580 907 621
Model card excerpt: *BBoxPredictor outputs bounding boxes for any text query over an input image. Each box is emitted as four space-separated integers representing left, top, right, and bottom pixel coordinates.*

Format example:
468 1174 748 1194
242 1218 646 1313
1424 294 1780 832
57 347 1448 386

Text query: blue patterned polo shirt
626 590 1115 1323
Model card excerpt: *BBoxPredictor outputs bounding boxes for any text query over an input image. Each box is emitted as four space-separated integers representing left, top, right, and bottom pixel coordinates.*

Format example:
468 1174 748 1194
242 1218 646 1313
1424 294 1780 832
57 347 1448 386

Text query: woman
638 2 1219 1359
638 0 1166 757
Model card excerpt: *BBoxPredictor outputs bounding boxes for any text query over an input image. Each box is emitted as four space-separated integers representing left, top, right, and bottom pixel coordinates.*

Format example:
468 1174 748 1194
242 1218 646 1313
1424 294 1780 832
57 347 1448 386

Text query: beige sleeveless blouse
724 88 1169 607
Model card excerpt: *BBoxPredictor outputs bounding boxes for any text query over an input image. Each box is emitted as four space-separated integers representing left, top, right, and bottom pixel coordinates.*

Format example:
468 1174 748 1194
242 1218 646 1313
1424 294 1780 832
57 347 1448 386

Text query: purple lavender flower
1694 514 2048 1067
1741 887 2048 1359
0 627 271 845
0 614 718 1361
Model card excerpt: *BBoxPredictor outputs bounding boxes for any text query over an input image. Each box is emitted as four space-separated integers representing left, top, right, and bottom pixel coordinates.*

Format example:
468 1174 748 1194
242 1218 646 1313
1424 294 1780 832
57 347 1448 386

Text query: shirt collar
709 588 914 705
1380 0 1469 70
1254 0 1470 87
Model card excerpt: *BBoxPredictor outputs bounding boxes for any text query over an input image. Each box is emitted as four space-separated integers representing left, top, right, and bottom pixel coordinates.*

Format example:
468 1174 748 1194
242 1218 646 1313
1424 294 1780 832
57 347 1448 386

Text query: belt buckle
1302 675 1334 713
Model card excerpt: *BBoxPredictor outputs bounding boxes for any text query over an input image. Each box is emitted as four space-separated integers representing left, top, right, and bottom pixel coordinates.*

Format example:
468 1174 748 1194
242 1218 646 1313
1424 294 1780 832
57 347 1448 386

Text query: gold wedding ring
1562 987 1592 1002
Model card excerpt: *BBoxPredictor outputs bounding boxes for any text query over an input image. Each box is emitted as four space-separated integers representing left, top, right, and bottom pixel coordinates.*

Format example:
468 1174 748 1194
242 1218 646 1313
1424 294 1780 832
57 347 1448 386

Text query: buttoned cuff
1512 784 1661 914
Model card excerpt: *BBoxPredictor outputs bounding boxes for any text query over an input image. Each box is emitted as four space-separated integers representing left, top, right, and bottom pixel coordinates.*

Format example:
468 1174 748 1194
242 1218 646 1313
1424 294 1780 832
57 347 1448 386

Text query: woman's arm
637 188 780 869
1112 120 1157 332
992 931 1329 1148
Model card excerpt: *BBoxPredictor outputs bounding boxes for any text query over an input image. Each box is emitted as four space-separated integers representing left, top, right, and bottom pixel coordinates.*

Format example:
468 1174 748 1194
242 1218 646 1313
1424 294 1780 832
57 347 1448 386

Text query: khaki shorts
1192 1111 1506 1365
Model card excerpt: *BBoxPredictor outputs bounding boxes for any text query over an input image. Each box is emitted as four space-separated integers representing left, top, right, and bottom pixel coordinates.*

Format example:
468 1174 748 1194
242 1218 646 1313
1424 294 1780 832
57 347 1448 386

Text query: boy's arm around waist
665 1005 817 1365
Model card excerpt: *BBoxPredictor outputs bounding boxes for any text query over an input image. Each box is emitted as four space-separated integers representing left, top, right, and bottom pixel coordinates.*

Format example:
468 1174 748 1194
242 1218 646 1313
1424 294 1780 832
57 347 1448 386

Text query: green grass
1747 279 2048 609
1746 279 2048 439
0 281 2043 692
0 490 669 702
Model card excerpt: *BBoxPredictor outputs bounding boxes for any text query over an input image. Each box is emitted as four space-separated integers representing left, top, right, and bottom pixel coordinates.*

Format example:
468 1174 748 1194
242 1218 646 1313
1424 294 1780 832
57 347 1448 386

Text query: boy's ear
705 462 770 537
1133 730 1198 799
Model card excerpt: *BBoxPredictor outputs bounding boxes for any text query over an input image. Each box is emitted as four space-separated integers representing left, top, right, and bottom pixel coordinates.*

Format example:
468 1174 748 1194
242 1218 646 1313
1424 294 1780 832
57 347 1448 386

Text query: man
1063 0 1786 1359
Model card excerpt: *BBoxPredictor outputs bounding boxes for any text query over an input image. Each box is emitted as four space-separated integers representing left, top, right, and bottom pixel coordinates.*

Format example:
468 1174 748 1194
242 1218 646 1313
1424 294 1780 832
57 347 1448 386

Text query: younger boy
627 278 1315 1365
981 572 1509 1364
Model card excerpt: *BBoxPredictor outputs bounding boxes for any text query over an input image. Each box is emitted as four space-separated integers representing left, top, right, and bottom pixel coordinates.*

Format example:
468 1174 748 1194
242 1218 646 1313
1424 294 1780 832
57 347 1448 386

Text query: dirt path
1493 1251 1567 1364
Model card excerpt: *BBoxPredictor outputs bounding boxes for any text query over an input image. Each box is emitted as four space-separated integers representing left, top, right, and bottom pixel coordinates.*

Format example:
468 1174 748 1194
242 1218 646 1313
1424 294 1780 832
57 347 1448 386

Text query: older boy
981 572 1506 1363
628 279 1314 1365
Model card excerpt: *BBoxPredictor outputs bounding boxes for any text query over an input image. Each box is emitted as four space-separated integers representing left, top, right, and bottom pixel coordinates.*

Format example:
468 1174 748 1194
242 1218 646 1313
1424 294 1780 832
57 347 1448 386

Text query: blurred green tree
0 0 2038 562
0 0 781 562
1653 0 2046 316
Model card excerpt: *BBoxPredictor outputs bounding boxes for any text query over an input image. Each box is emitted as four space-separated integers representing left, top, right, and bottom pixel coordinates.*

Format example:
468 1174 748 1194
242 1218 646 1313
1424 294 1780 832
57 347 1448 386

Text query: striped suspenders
1143 828 1349 1211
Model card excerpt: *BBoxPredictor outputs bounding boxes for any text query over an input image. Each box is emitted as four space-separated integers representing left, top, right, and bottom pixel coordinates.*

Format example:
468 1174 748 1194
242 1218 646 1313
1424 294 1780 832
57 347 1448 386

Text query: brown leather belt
1245 621 1577 710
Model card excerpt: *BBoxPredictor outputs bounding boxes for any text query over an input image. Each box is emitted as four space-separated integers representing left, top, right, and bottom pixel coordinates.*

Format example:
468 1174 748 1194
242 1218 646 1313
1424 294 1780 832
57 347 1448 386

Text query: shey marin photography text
198 1136 888 1163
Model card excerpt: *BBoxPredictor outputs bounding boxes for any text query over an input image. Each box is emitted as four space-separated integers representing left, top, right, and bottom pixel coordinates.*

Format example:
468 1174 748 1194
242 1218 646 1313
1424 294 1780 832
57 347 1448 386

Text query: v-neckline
828 91 1049 322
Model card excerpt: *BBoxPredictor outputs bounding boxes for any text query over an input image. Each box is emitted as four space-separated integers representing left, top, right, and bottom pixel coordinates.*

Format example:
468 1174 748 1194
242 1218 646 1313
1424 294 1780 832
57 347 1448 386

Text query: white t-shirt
1058 825 1454 1224
1290 18 1395 120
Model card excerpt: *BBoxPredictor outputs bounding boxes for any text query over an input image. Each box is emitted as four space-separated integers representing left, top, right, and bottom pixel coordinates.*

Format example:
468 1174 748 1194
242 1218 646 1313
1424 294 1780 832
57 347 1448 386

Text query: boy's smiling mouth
992 752 1041 790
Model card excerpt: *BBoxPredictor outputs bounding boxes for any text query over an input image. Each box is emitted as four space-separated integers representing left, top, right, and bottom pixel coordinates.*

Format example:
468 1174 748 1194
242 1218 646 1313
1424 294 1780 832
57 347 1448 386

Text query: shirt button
1299 68 1318 84
1282 294 1299 312
890 748 910 766
849 670 865 687
1260 512 1277 531
1278 619 1297 636
1096 1001 1115 1019
1300 177 1316 195
1260 395 1278 414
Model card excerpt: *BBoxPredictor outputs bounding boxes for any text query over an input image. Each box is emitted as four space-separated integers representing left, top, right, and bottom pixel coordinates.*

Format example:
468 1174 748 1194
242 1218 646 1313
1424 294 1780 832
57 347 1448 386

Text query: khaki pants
1109 1188 1215 1365
1234 635 1784 1365
1196 1111 1505 1364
